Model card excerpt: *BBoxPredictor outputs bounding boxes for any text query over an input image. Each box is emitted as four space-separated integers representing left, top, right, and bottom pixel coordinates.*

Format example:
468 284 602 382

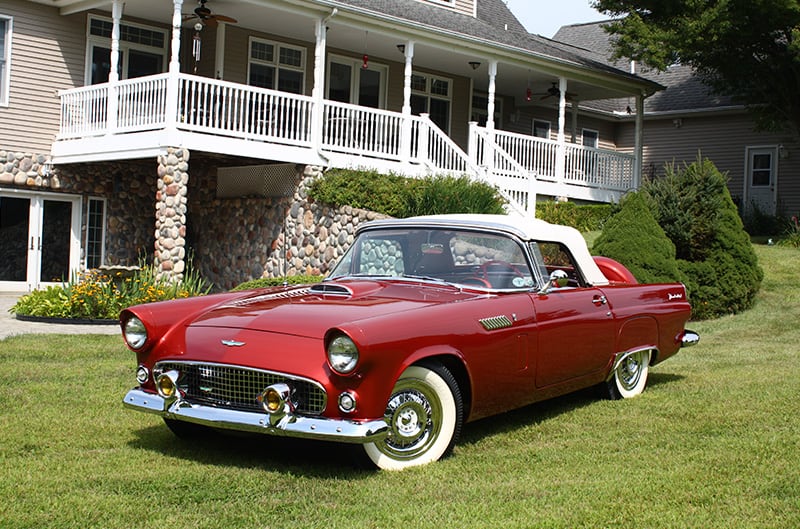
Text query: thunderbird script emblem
221 339 246 347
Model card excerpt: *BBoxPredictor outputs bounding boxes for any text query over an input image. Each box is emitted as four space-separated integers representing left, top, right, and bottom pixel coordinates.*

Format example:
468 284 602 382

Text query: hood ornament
221 339 246 347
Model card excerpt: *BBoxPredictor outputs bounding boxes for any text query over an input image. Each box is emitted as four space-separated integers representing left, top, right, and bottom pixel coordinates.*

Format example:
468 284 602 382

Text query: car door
528 241 616 388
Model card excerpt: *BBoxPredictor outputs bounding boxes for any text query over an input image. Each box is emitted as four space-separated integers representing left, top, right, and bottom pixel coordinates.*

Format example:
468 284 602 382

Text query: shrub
642 157 763 319
11 259 212 320
308 168 506 217
405 174 506 216
231 275 324 291
535 201 615 232
592 192 683 284
777 215 800 248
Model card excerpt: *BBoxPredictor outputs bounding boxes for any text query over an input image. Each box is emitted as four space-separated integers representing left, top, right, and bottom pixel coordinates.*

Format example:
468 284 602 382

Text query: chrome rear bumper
123 388 389 444
681 329 700 347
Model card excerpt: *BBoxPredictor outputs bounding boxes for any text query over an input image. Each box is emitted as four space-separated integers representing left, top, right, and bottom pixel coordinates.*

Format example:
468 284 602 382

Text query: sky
504 0 606 38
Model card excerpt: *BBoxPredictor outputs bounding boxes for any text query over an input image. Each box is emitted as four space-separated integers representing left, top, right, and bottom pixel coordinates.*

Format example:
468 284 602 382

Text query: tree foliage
593 0 800 134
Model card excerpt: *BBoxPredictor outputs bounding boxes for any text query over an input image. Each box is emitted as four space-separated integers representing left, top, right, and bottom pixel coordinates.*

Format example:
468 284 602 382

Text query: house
554 20 800 221
0 0 661 292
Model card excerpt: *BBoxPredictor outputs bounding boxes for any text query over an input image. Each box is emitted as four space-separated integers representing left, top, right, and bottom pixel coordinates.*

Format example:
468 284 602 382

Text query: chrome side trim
681 330 700 347
123 388 388 444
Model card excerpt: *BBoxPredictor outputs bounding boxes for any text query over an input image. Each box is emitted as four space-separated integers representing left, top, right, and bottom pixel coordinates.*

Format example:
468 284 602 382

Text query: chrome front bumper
123 388 389 444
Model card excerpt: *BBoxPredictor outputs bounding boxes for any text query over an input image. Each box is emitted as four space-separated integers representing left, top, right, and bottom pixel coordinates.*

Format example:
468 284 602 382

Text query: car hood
189 279 484 338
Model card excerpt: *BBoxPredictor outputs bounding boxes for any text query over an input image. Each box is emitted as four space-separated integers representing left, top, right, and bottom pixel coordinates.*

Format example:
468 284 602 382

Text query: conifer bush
643 158 762 319
592 192 683 284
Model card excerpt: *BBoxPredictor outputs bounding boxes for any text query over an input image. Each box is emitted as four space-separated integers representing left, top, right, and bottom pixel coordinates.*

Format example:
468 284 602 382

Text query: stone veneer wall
0 151 153 268
192 164 387 291
2 150 384 290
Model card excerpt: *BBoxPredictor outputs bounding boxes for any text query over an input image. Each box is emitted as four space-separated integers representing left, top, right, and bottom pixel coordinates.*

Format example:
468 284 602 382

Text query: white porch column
311 17 328 148
485 60 497 131
482 60 498 178
555 77 567 187
400 41 415 165
107 0 122 133
634 92 645 189
165 0 183 130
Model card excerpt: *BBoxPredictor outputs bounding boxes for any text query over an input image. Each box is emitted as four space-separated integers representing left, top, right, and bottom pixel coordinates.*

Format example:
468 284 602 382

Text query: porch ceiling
42 0 648 107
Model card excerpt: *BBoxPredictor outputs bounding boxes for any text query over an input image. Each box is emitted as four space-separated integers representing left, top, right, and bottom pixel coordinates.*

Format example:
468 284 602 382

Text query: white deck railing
56 73 635 209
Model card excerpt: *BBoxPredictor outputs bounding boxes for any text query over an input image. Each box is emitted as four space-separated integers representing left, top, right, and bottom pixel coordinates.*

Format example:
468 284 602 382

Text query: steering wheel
459 276 492 288
478 260 524 280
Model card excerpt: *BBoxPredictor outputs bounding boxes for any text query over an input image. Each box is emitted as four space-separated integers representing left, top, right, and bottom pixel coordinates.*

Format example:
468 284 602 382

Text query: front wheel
604 350 651 400
363 364 463 470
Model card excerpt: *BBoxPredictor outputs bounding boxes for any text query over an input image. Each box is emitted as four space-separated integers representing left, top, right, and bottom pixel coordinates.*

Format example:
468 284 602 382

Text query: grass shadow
127 423 371 477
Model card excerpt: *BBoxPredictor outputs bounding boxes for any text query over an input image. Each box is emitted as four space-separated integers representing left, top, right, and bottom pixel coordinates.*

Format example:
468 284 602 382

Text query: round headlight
327 334 359 374
123 316 148 350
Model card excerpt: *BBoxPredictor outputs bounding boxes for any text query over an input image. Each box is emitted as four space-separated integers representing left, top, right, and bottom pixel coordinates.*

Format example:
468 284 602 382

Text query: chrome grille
155 361 326 414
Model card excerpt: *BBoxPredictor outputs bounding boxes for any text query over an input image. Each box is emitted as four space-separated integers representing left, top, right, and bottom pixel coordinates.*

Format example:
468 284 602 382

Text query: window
750 152 773 187
326 56 387 108
0 16 11 106
531 241 585 288
248 38 305 94
533 120 551 139
410 73 451 133
85 198 106 269
87 16 166 84
581 129 599 148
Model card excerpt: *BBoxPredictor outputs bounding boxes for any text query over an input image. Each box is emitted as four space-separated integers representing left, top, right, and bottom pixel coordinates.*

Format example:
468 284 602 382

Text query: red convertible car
122 214 698 470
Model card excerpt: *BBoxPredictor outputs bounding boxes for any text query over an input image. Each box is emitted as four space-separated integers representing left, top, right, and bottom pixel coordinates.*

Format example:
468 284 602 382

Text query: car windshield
327 227 536 290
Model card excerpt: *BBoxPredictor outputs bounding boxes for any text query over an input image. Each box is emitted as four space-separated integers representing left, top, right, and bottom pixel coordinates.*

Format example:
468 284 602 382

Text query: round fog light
259 383 293 414
156 370 179 399
338 391 356 413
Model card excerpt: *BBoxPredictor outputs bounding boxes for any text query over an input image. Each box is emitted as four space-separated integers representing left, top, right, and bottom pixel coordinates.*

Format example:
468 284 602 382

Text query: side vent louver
479 315 513 331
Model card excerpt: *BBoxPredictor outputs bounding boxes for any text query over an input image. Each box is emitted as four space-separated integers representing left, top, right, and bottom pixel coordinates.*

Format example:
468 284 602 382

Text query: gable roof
553 20 738 114
312 0 662 93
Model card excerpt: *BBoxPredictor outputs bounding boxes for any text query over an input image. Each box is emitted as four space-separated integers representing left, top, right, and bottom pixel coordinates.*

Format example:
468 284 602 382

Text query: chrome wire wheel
364 365 462 470
607 350 651 399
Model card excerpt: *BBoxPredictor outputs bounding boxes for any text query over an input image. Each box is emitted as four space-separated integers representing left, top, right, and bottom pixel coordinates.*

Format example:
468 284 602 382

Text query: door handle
30 237 34 251
592 295 607 306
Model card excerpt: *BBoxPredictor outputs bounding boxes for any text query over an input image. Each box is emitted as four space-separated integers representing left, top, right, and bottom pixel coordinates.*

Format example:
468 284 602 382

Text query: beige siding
618 113 800 215
416 0 475 17
1 0 85 153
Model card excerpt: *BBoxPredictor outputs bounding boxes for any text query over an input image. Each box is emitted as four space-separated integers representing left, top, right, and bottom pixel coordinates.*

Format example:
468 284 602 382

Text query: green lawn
1 244 798 529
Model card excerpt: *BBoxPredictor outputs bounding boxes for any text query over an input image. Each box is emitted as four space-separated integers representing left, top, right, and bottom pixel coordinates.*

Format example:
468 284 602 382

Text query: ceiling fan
183 0 237 28
535 82 578 101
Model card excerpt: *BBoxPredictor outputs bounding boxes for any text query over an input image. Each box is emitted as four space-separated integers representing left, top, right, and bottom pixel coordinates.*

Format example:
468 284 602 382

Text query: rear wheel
363 364 463 470
604 350 651 399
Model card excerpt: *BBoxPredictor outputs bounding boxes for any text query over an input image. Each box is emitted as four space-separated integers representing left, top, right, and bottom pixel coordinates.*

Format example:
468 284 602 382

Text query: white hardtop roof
359 214 610 286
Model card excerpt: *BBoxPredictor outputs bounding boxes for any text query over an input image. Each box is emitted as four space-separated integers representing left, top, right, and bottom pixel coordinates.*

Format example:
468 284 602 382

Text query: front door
0 192 81 291
745 146 778 216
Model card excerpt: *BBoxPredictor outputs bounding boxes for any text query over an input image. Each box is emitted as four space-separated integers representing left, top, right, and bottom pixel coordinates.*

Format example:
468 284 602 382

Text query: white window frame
247 37 306 94
326 54 388 108
533 119 552 140
411 72 453 134
581 128 599 148
470 92 503 128
85 15 167 84
85 197 107 269
423 0 456 6
0 15 12 107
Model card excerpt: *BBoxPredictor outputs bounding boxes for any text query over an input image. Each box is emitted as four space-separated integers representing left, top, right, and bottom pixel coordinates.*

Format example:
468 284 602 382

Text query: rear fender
615 316 660 366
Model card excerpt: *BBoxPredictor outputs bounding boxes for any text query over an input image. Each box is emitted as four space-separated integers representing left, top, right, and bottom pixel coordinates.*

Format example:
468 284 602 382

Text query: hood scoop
309 283 353 297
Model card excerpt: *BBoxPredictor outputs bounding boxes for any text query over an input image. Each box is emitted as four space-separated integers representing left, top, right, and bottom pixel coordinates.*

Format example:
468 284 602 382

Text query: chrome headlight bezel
327 334 360 374
123 316 148 350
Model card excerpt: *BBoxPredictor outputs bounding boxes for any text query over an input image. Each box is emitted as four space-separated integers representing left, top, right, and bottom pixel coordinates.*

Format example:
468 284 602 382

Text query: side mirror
538 269 569 294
